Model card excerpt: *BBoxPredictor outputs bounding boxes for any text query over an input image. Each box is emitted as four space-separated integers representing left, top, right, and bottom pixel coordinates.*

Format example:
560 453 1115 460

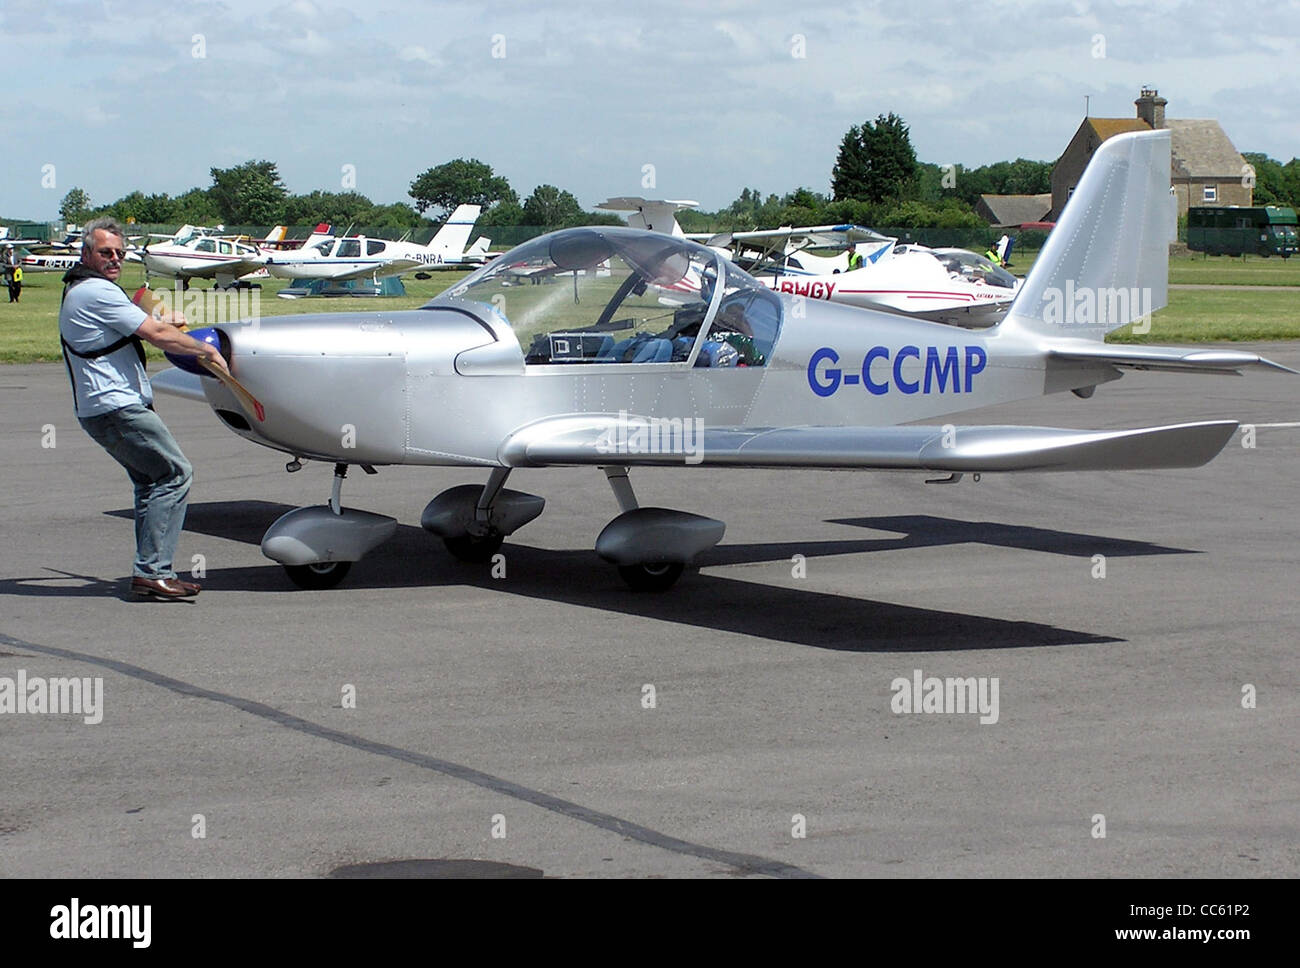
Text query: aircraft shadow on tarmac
7 501 1199 651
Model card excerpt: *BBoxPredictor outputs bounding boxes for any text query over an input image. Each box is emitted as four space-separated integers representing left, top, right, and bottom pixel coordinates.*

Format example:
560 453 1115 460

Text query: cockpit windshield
934 248 1018 289
430 227 782 367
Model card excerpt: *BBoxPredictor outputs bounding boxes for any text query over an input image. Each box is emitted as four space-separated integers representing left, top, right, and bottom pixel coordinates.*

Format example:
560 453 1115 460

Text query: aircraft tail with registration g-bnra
426 204 483 260
998 129 1293 375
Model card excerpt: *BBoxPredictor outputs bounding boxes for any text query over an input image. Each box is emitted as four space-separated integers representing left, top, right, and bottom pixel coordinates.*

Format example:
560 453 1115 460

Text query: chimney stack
1135 87 1166 129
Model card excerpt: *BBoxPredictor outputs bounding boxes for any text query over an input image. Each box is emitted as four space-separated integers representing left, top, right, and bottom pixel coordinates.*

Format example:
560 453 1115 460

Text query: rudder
1001 130 1176 341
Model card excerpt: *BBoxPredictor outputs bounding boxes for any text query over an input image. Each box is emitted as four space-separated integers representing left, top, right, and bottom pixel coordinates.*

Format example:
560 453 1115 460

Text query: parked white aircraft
600 202 1010 328
4 227 78 273
264 204 486 282
713 224 897 273
19 249 82 273
756 239 1022 328
141 225 268 288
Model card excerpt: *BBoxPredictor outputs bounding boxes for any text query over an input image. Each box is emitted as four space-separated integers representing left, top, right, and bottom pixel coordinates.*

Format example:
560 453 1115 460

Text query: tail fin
303 223 333 247
427 204 482 257
1001 129 1176 341
263 225 287 243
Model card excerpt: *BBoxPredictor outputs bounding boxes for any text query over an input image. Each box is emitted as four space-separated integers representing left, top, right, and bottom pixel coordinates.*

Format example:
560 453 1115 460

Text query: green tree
362 202 423 230
98 191 181 223
171 187 222 224
521 184 583 227
1283 160 1300 207
59 187 91 225
479 199 524 228
209 160 287 224
831 125 870 202
282 190 377 228
409 158 515 216
831 113 918 204
1242 152 1292 207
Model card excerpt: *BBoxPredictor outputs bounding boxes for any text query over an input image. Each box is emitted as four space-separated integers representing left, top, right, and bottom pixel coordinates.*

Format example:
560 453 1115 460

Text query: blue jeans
79 404 193 580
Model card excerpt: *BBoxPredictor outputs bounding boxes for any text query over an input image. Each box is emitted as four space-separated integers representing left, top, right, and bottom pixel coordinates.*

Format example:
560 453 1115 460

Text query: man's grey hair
81 216 126 255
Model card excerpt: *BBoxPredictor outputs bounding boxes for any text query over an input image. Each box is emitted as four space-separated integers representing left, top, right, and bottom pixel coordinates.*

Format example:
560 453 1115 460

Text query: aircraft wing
720 224 894 251
301 260 404 282
307 256 427 281
374 257 430 278
499 415 1239 472
150 367 207 403
180 257 267 280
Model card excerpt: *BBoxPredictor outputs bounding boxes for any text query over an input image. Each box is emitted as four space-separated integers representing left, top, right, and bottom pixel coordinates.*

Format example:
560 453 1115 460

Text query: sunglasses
96 247 126 260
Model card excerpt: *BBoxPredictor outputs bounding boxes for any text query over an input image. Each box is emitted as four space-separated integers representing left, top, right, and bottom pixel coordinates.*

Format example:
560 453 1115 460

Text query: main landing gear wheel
617 561 684 592
283 560 352 589
443 533 505 563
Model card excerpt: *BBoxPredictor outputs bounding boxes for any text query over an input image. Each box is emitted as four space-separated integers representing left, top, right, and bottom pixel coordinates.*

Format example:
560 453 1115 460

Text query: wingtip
1260 358 1300 375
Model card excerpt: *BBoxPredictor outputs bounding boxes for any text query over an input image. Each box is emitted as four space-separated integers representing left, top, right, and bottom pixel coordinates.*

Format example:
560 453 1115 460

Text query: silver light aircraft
154 130 1292 590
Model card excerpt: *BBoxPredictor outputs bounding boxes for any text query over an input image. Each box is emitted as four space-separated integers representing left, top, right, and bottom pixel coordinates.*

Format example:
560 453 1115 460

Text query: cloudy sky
2 0 1297 221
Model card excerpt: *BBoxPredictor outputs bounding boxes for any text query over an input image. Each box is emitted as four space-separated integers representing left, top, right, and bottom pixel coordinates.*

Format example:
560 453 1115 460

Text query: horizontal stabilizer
500 415 1240 472
1050 343 1299 375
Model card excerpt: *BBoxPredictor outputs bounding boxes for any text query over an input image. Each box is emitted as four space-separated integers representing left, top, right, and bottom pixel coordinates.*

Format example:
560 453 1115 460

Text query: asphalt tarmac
2 347 1297 878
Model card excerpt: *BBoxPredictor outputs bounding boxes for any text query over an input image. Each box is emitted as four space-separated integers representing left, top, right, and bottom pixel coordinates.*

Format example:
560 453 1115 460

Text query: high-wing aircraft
596 196 701 236
706 222 1018 328
153 130 1293 591
263 204 486 282
713 223 897 273
141 225 268 288
5 227 82 273
0 227 45 248
600 200 1018 328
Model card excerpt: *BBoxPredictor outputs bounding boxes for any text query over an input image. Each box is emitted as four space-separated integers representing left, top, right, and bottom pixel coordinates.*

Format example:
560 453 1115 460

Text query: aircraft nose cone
164 326 228 375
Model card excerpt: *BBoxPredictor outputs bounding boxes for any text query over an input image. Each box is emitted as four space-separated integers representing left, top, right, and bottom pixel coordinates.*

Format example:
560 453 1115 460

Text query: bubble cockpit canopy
428 227 782 367
934 248 1019 289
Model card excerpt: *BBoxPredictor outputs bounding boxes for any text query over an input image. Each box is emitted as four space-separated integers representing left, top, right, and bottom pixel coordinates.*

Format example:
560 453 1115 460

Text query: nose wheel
284 560 352 590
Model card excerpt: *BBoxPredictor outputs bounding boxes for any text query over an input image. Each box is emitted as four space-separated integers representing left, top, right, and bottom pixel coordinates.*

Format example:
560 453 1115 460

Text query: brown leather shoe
173 578 201 595
131 576 198 599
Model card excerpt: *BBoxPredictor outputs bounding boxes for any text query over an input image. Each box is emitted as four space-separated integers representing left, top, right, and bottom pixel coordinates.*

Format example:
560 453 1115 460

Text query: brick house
1049 89 1251 220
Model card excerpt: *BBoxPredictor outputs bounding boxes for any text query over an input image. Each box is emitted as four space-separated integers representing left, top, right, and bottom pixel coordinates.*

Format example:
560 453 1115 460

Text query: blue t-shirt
59 278 150 417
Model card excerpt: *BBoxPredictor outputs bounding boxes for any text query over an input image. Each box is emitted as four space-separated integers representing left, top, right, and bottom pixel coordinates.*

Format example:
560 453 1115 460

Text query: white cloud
2 0 1298 219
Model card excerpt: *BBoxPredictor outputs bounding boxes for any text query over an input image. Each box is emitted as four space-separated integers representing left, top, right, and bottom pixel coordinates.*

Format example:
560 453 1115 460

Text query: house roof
1078 117 1244 178
1086 118 1151 140
1165 119 1246 178
978 193 1052 228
